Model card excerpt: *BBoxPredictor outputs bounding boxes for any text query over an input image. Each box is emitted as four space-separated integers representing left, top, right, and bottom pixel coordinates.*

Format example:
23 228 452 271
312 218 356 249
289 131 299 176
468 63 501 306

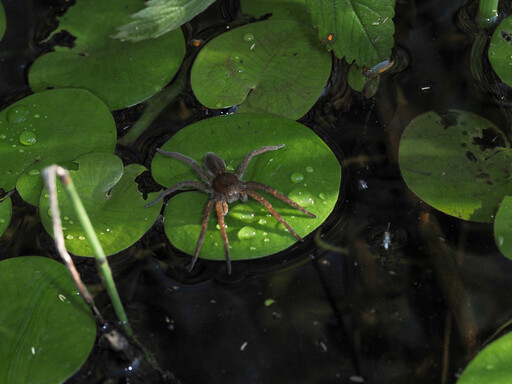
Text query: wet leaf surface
489 14 512 87
0 195 11 237
494 196 512 260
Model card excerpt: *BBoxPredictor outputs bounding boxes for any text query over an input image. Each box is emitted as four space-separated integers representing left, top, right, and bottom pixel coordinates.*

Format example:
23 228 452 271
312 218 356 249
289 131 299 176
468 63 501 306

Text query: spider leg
156 149 212 183
146 180 211 207
244 181 316 218
245 190 304 241
236 144 285 178
215 199 232 274
187 197 214 272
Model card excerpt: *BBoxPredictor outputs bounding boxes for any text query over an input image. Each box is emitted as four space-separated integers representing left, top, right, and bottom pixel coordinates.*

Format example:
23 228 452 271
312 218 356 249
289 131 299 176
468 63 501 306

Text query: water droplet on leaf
290 172 304 183
243 33 255 42
19 131 37 146
305 166 314 173
237 226 257 240
288 187 314 208
28 169 40 176
7 105 29 123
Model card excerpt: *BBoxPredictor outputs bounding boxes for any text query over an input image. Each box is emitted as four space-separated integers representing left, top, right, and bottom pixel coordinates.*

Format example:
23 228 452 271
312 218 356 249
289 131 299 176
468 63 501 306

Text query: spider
147 144 316 274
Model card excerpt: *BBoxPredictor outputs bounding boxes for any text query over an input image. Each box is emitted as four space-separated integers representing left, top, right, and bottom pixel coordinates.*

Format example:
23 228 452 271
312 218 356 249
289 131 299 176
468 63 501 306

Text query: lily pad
39 152 162 257
494 196 512 260
240 0 310 23
457 332 512 384
28 0 186 110
307 0 395 67
151 113 341 261
398 109 512 222
190 19 331 120
0 256 96 384
0 195 11 237
489 14 512 87
0 89 116 206
0 1 5 41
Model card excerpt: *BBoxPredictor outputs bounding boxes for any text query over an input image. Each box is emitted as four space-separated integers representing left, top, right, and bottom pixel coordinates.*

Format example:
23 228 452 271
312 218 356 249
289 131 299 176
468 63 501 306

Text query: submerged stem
477 0 499 28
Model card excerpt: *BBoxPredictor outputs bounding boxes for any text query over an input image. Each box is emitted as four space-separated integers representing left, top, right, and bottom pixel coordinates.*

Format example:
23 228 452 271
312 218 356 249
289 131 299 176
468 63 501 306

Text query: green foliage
151 113 341 261
489 14 512 86
40 153 162 257
399 110 512 222
28 0 185 110
494 196 512 260
241 0 310 23
113 0 215 42
457 332 512 383
0 89 116 206
0 1 5 41
307 0 395 67
0 195 11 237
190 20 331 119
0 256 96 384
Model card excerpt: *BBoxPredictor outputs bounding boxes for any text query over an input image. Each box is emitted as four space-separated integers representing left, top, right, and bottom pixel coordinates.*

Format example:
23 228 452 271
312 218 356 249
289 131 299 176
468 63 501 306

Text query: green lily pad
151 113 341 261
494 196 512 260
489 14 512 87
190 19 331 120
457 332 512 384
0 1 6 41
307 0 395 67
40 152 162 257
0 89 116 206
241 0 310 23
398 109 512 223
0 195 11 237
0 256 96 384
28 0 185 110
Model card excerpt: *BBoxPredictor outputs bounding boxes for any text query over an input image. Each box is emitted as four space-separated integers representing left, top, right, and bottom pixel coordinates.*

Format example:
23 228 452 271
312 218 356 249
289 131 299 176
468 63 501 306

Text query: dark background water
2 0 512 383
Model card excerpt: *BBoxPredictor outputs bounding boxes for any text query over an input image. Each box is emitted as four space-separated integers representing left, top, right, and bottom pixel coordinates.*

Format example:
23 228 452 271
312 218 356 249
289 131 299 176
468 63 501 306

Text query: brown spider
147 144 316 274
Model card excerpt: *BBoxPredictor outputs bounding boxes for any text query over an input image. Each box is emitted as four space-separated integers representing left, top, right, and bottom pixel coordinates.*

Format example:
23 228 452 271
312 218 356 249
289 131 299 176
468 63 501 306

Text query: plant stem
42 165 133 337
477 0 499 28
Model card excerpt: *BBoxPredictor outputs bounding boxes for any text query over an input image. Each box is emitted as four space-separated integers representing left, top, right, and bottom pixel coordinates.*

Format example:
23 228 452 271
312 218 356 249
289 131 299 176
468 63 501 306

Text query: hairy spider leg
146 180 210 207
236 144 285 178
243 181 316 218
187 198 215 272
215 200 232 274
245 190 303 241
156 149 212 183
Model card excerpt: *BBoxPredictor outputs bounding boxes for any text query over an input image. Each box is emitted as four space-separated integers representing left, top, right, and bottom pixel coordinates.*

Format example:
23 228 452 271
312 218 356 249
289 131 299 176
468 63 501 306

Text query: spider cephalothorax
147 145 316 274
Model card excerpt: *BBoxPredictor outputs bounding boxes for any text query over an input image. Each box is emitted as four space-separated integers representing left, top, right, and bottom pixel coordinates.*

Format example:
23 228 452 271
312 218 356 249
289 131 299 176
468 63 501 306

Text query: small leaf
151 113 341 262
0 256 96 384
488 14 512 87
39 153 162 257
307 0 395 67
0 1 6 41
494 196 512 260
0 195 11 237
190 19 331 119
399 109 512 222
241 0 310 23
0 89 116 205
113 0 215 42
457 332 512 384
28 0 186 110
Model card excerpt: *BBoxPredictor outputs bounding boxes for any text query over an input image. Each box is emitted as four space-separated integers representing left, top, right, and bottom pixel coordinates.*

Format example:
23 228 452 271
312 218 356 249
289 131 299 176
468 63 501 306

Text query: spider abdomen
212 172 240 202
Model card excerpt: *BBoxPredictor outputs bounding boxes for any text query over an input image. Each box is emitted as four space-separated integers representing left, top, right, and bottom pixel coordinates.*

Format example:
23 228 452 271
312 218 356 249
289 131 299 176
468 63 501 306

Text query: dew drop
18 149 24 153
288 187 314 208
28 168 40 176
33 113 40 118
7 105 29 124
65 234 74 240
249 246 256 251
63 216 69 221
237 226 257 240
0 218 5 223
232 211 255 222
290 172 304 184
216 102 223 108
243 33 255 42
318 192 326 200
0 134 6 139
258 218 267 225
69 220 74 224
78 236 86 240
263 238 270 242
305 166 314 173
19 131 37 146
47 208 52 217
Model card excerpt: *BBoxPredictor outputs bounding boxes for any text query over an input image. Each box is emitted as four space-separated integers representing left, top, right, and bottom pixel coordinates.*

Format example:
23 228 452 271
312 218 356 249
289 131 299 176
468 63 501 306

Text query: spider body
147 145 316 274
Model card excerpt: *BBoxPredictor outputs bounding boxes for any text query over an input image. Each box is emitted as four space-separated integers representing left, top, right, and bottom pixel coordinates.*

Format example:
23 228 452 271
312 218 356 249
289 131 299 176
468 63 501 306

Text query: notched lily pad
399 109 512 222
0 256 96 384
39 152 162 257
0 89 116 205
489 14 512 87
151 113 341 261
457 332 512 384
28 0 186 110
190 19 331 120
0 195 11 237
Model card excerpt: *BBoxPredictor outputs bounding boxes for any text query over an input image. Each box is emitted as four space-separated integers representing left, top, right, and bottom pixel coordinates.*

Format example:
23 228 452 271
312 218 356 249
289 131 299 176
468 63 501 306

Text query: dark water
2 0 512 383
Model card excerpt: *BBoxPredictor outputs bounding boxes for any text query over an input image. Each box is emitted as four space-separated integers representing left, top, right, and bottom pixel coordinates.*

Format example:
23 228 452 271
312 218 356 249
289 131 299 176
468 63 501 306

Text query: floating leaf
151 113 341 261
0 1 5 41
0 195 11 237
489 14 512 87
307 0 395 67
28 0 185 110
457 332 512 384
0 256 96 384
241 0 310 23
0 89 116 205
399 110 512 222
113 0 215 42
494 196 512 260
39 153 162 257
190 19 331 120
